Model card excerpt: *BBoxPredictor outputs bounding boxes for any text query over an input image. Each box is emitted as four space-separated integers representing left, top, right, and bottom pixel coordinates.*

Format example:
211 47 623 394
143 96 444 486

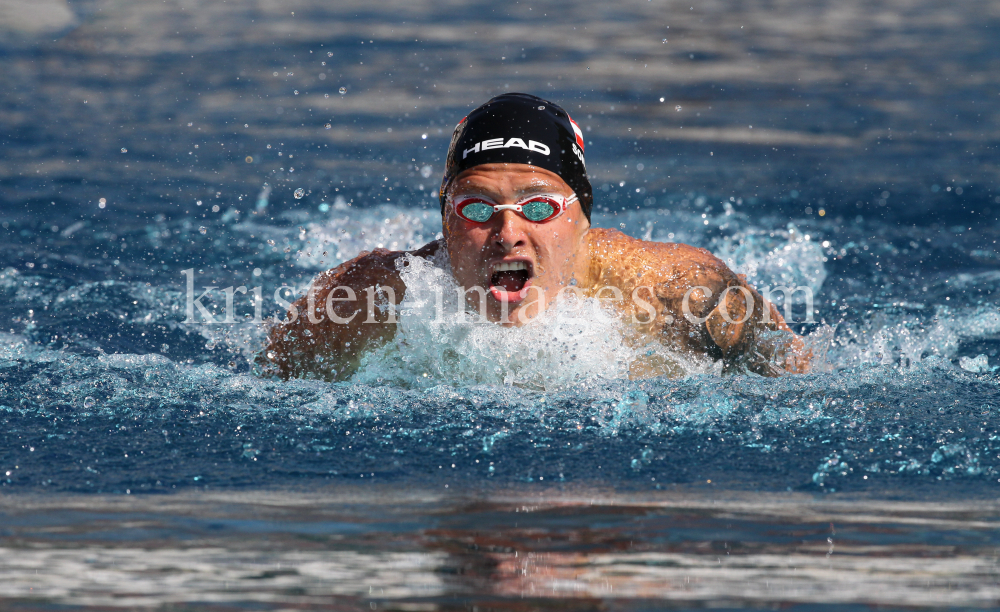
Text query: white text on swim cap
463 138 551 159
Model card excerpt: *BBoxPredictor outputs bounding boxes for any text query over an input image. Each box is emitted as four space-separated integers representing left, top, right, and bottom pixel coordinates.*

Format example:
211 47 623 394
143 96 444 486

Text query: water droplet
662 38 668 43
327 51 333 57
324 123 332 129
160 344 169 353
199 226 207 234
659 97 665 102
537 105 545 110
421 133 427 139
211 204 220 212
120 148 127 153
83 397 95 409
253 268 262 276
420 165 433 178
294 188 305 199
339 87 347 95
318 202 330 212
293 89 299 95
675 105 682 111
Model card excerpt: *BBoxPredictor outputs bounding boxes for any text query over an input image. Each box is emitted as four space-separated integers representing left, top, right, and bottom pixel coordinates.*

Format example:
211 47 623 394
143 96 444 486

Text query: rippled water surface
2 0 1000 608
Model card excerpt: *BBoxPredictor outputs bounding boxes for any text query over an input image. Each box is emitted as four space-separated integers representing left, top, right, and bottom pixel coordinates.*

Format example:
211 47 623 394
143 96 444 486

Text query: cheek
447 230 489 282
532 223 582 281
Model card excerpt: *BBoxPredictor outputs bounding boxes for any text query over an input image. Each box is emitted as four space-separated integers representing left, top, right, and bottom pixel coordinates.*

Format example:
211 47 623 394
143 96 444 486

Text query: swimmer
260 93 812 380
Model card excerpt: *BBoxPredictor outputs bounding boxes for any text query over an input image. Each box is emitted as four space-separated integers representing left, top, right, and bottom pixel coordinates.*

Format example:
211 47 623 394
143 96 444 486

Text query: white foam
350 253 717 390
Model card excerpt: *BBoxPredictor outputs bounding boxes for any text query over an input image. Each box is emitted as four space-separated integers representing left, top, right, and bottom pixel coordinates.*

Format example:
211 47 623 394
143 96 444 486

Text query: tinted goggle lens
521 198 557 221
459 201 495 222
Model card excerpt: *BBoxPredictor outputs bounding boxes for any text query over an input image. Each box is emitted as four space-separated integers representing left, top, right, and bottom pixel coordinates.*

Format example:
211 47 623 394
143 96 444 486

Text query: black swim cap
439 93 593 221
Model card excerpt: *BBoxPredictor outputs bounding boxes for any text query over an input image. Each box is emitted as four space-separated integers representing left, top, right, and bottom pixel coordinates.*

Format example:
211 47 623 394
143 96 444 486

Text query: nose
492 209 528 252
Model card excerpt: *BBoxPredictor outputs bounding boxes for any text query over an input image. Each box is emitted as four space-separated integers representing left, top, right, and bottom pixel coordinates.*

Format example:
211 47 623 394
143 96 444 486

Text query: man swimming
260 93 811 380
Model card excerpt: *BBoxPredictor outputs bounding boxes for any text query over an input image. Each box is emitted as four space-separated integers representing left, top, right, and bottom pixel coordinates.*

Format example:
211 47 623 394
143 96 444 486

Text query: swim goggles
452 193 578 224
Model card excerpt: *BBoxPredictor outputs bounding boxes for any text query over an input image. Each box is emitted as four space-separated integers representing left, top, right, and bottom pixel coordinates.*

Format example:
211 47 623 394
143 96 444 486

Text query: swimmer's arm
703 279 812 376
258 241 441 381
627 237 810 376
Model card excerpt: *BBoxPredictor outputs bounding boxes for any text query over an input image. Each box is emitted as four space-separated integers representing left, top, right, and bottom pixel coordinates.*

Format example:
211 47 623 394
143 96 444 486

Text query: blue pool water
1 0 999 608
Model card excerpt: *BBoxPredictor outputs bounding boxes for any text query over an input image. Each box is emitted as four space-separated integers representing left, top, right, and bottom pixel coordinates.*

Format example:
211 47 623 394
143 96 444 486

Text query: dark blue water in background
1 0 1000 608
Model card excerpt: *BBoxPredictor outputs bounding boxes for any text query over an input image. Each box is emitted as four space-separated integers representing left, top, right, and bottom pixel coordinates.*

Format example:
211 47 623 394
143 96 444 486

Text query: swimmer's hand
704 284 813 375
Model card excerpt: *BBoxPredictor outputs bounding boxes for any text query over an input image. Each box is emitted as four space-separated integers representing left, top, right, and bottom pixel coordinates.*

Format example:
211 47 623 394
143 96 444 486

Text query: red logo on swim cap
568 116 585 152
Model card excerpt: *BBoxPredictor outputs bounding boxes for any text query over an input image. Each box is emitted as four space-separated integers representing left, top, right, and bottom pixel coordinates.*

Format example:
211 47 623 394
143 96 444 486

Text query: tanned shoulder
586 227 739 300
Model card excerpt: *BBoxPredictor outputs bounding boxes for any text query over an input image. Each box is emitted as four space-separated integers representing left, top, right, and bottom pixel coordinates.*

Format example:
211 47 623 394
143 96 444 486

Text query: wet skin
443 164 591 324
259 164 811 381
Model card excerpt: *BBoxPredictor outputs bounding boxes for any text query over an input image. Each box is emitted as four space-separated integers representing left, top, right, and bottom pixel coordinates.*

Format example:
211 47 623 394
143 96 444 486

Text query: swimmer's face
443 163 591 325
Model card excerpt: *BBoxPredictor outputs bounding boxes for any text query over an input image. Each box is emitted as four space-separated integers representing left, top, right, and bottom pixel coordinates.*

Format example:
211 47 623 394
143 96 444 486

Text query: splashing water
0 192 999 500
351 253 719 390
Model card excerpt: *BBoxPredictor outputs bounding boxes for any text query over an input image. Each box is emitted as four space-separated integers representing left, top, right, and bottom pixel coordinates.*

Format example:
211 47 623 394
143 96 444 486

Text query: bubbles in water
199 226 207 234
120 148 127 153
294 188 305 199
83 397 95 409
339 87 347 95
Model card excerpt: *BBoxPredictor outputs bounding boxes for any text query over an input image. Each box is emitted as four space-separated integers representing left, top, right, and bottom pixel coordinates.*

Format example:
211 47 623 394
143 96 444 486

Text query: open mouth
488 260 533 302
